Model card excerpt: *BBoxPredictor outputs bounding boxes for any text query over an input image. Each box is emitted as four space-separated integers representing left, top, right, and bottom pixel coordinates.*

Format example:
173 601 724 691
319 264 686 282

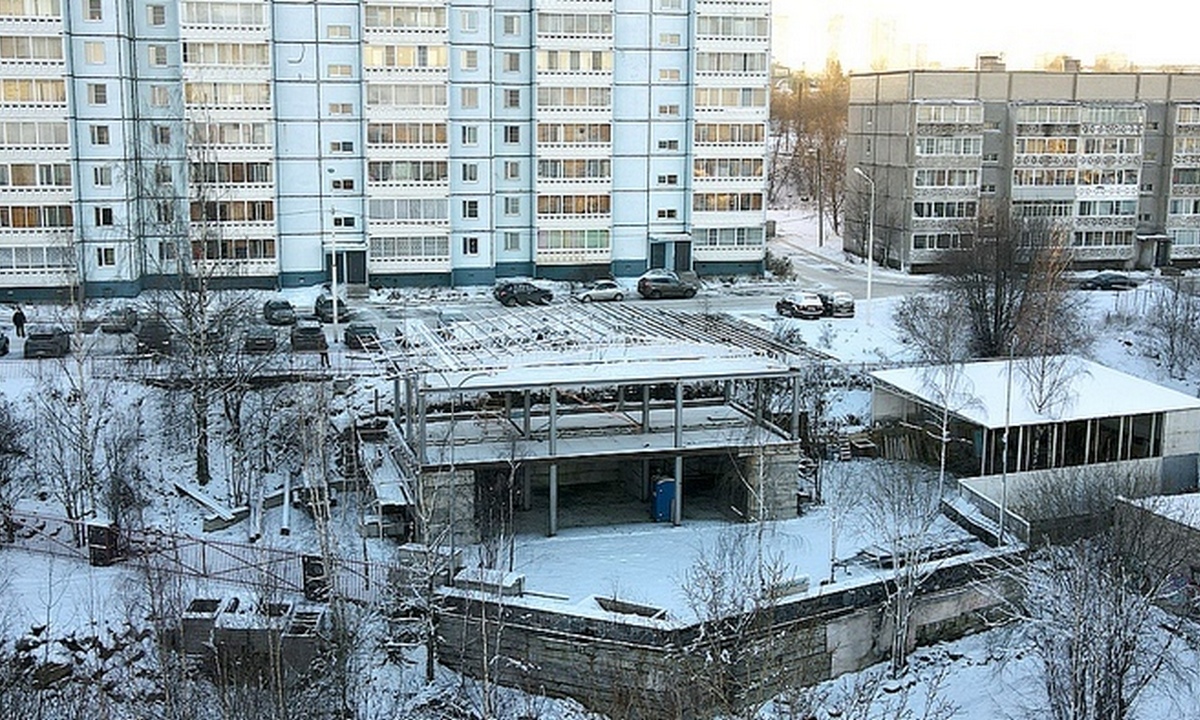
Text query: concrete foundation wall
420 469 478 546
436 552 1014 718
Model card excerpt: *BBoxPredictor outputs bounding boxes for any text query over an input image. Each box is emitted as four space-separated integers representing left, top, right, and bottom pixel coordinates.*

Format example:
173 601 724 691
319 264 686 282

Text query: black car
24 324 71 359
343 322 380 351
242 326 278 354
315 295 353 323
494 282 553 307
775 292 825 319
135 318 173 356
290 322 328 352
99 306 138 333
1080 272 1137 291
637 272 698 299
263 298 297 325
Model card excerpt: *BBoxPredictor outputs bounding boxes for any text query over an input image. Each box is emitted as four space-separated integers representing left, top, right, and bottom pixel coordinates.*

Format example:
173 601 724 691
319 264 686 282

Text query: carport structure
374 303 815 539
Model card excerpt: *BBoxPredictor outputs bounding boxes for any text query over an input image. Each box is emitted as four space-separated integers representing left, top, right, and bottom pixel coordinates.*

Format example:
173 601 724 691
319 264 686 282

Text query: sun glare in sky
772 0 1199 73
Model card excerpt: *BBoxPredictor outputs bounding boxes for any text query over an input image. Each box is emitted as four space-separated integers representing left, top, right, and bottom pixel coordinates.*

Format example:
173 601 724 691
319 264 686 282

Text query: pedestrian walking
319 345 330 369
12 306 25 338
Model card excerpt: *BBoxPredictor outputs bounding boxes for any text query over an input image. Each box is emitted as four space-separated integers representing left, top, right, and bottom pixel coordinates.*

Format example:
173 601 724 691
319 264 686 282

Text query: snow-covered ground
2 201 1199 718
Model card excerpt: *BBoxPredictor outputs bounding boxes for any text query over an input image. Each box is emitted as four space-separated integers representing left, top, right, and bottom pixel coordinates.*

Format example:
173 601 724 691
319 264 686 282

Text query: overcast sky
772 0 1199 73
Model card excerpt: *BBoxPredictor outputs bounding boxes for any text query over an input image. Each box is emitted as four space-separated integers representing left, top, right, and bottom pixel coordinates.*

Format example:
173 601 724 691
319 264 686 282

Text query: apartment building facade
0 0 769 300
845 70 1200 272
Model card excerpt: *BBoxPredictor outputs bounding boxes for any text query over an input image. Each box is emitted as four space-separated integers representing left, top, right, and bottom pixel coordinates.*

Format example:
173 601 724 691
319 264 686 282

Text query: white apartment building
0 0 769 300
846 69 1200 272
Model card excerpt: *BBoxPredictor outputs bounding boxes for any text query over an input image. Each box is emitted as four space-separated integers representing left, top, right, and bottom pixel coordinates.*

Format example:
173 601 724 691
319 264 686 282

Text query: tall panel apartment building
845 70 1200 272
0 0 768 300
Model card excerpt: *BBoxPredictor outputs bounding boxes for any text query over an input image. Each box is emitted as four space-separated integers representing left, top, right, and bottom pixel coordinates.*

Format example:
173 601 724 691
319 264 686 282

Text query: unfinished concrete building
363 303 814 546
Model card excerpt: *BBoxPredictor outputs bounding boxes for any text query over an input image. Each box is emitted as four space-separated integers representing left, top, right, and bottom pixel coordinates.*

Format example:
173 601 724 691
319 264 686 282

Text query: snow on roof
871 355 1200 429
1127 494 1200 531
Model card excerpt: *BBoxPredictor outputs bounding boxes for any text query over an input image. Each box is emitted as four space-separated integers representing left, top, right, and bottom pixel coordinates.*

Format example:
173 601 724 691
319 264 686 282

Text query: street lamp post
852 167 875 323
809 147 824 248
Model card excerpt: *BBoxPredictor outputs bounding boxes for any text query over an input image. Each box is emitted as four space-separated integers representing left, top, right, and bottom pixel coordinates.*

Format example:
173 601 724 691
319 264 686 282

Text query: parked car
290 322 328 352
1080 272 1137 291
343 322 380 351
776 292 826 319
314 295 353 323
0 330 8 356
99 306 138 333
135 318 173 356
573 279 624 303
636 271 698 299
263 298 297 326
817 291 856 318
494 282 553 307
241 326 278 354
24 324 71 358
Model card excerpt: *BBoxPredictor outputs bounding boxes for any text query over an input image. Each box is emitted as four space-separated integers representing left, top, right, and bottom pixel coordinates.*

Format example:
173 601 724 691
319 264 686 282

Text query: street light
809 147 824 247
853 167 875 323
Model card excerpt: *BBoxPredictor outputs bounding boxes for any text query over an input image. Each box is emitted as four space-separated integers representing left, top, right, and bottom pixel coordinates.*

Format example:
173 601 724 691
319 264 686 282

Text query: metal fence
3 510 395 605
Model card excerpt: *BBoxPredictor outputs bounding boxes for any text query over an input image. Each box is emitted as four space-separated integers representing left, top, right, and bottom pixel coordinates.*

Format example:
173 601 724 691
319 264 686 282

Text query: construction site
352 302 820 549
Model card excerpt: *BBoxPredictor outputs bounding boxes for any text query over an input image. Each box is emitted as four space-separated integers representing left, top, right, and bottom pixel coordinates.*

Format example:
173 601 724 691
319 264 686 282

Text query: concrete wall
435 551 1015 718
420 469 478 547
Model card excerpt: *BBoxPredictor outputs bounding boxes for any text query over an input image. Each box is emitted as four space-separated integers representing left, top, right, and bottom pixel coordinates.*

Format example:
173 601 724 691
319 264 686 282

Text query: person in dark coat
11 306 25 337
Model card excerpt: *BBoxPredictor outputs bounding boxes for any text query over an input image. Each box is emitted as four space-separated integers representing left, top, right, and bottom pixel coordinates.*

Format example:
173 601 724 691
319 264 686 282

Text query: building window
503 231 519 251
333 215 355 228
504 88 520 108
658 104 679 116
329 141 353 153
332 178 354 190
156 202 174 224
502 15 520 35
155 163 171 184
462 50 477 71
1148 121 1160 130
461 87 478 109
329 103 352 115
659 69 680 81
148 45 168 66
504 125 520 143
94 206 113 226
504 52 520 72
504 197 519 215
87 0 102 21
87 83 107 105
328 64 352 78
461 10 478 32
658 139 679 150
85 41 105 64
504 161 520 179
657 208 677 219
658 174 678 185
462 163 478 182
150 85 170 107
93 166 112 186
659 33 680 46
983 152 999 162
462 125 478 145
462 236 479 255
1141 182 1154 192
463 200 478 218
328 24 350 39
147 4 165 25
90 125 110 145
97 247 115 266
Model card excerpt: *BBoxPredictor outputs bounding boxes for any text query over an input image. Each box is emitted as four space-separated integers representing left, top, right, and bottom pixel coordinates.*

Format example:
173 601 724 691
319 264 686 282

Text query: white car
573 279 625 302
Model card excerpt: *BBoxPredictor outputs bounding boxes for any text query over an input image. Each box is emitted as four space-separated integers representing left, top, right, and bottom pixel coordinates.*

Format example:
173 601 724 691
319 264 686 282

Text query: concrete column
403 374 416 444
754 379 763 426
521 465 531 511
641 458 651 501
548 387 558 536
673 381 683 526
549 464 558 536
523 391 531 438
642 385 651 432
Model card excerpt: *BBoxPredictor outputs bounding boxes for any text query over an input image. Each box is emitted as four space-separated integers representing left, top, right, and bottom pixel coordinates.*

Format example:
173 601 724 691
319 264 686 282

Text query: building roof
871 356 1200 429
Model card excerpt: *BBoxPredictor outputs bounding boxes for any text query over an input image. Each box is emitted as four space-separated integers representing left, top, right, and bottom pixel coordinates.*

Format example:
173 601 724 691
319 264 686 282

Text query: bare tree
0 394 26 543
1147 277 1200 379
858 462 944 677
938 213 1089 359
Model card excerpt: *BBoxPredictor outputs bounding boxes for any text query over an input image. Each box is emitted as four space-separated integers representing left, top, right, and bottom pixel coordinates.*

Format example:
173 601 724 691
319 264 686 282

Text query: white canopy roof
872 356 1200 429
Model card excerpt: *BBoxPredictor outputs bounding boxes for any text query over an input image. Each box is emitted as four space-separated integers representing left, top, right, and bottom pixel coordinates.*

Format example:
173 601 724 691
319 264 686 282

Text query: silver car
573 279 625 302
